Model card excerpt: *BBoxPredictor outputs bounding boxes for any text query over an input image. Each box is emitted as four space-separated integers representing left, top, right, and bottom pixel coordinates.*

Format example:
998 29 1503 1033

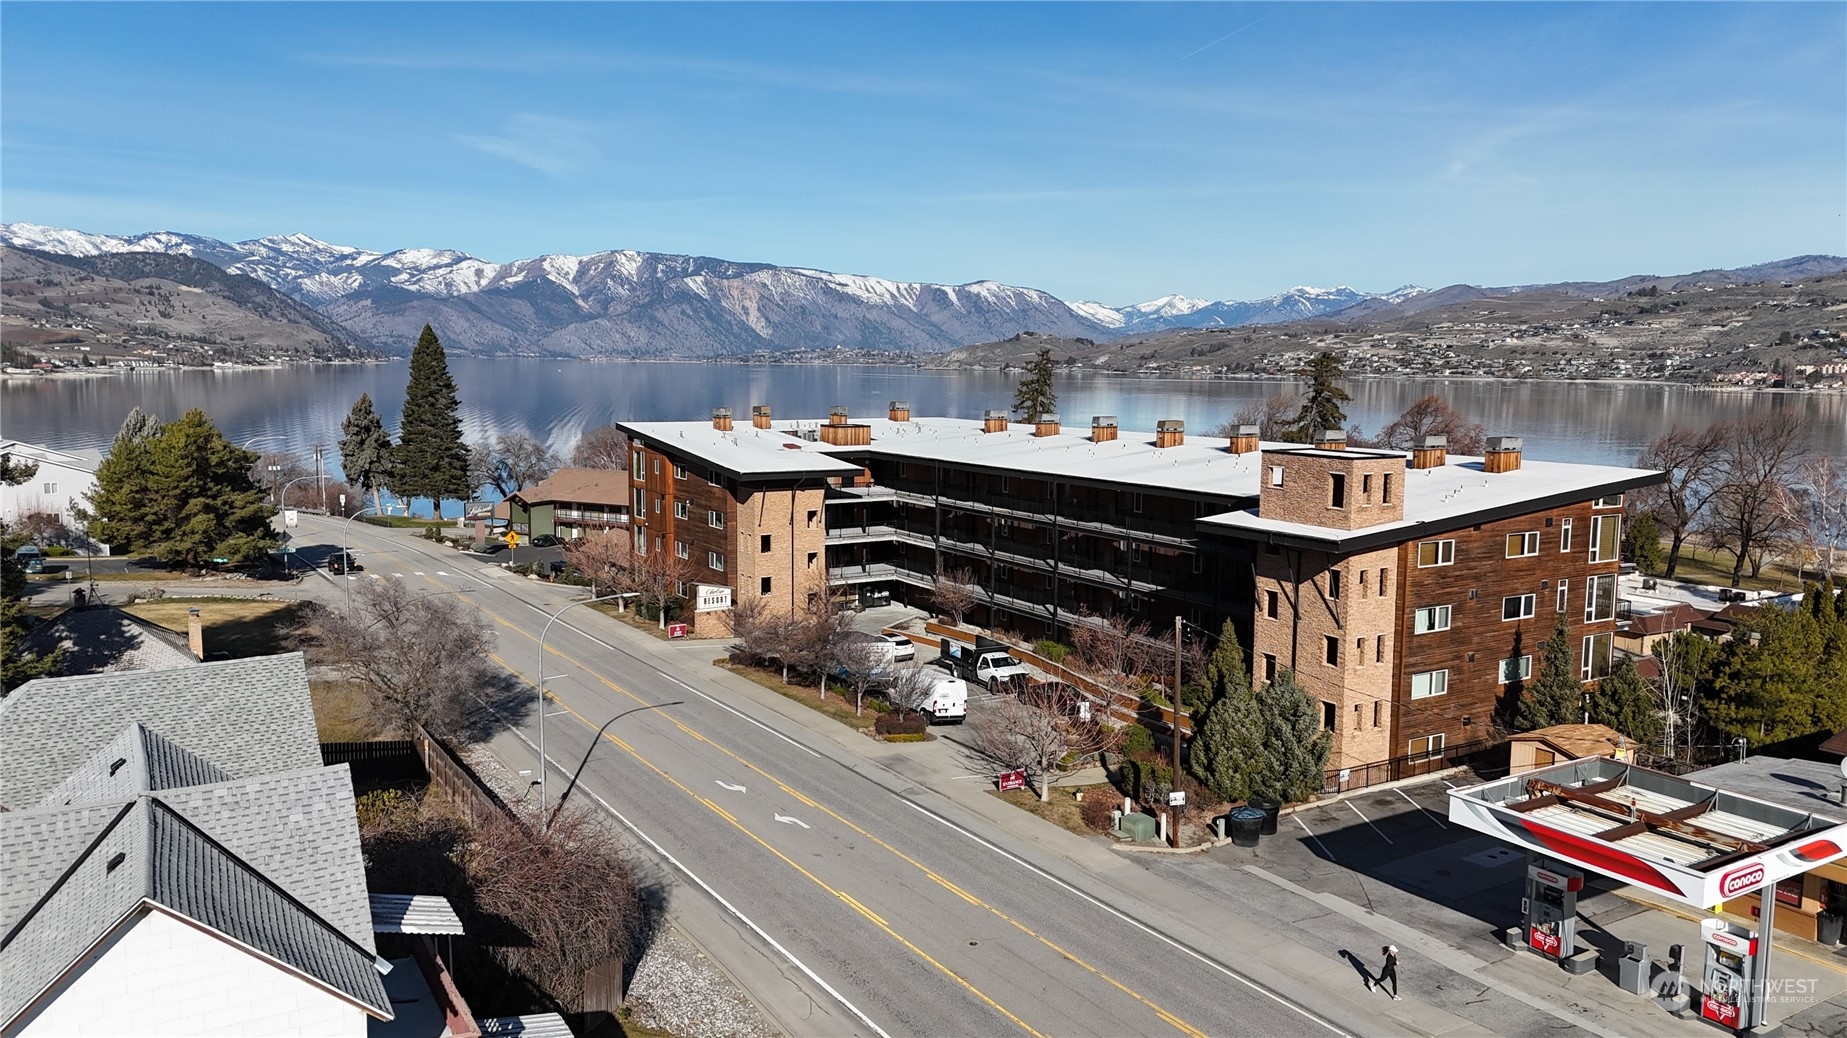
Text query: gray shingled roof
0 797 391 1025
37 722 231 810
0 653 321 809
15 605 201 677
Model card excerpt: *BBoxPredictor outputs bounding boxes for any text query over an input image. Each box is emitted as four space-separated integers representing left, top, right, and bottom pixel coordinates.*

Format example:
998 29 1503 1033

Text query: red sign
1528 927 1561 958
998 770 1026 791
667 623 689 639
1700 995 1741 1028
1720 863 1767 900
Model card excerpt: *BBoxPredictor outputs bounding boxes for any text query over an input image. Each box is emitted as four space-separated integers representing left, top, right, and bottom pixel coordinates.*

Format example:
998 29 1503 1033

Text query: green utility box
1116 812 1157 842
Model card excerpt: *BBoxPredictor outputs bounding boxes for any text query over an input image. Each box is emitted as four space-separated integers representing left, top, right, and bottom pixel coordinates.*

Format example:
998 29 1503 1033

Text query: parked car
328 552 362 574
877 632 916 662
14 545 45 574
528 534 563 548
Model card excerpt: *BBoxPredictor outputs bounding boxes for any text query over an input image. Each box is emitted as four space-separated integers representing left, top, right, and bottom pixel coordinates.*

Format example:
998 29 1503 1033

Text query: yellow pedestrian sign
506 531 521 548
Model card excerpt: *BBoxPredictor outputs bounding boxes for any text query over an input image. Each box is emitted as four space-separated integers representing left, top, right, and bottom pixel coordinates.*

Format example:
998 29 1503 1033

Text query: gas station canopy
1448 757 1847 908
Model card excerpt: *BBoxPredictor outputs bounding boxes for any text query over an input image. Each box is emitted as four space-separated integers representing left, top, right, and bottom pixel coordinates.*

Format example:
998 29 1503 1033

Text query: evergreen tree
76 408 165 553
1186 622 1264 801
1624 512 1667 576
2 452 59 690
1252 669 1332 802
1512 615 1582 731
338 393 395 515
1286 352 1351 442
1703 586 1847 745
1588 657 1663 747
79 409 276 567
393 325 469 517
1011 347 1059 421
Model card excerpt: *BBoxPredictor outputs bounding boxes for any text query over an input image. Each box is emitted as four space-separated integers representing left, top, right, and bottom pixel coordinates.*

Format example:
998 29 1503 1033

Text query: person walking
1367 945 1401 1000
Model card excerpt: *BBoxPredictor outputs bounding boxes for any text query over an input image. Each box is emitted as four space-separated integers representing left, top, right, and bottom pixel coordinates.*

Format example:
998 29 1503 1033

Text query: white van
924 675 969 725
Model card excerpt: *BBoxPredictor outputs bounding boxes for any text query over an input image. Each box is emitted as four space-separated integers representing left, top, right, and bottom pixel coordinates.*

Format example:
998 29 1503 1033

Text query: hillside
0 247 375 365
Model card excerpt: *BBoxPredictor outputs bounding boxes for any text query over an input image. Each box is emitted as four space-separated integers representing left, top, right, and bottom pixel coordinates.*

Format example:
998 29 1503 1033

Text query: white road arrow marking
774 814 810 829
716 781 747 793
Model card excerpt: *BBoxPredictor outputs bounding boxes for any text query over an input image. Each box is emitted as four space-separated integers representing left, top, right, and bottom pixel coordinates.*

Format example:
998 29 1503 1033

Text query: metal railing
1323 737 1504 794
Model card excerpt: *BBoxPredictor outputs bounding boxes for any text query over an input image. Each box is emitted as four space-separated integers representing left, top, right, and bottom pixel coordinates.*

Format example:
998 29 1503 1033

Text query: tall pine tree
1011 347 1058 421
393 325 469 517
1286 352 1351 442
2 451 60 690
1186 621 1265 802
1588 657 1663 747
79 409 275 567
1512 615 1582 731
1252 669 1333 802
338 393 395 515
77 408 166 553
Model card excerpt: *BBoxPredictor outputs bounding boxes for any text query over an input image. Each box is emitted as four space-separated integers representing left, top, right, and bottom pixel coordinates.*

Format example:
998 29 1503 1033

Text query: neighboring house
1613 602 1711 657
1689 601 1764 641
13 604 202 678
0 654 391 1036
1507 723 1634 774
0 441 104 549
505 467 630 540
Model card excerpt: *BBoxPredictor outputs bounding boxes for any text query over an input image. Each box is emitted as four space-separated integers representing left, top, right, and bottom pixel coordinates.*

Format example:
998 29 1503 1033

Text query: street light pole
1172 614 1184 849
275 474 319 511
536 593 629 829
340 503 380 609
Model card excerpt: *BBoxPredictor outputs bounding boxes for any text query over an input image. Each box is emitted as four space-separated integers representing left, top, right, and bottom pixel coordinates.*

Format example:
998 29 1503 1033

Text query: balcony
555 507 629 525
825 524 901 545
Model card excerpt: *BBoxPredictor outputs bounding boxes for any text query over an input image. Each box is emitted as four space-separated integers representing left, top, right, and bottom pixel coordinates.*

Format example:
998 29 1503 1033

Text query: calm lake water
5 360 1842 478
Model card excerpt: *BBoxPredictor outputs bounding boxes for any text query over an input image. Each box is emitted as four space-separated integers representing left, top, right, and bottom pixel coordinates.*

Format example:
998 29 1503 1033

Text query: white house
0 441 104 548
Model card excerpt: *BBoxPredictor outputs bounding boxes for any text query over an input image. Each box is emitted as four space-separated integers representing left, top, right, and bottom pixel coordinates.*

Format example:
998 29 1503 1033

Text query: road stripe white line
489 719 890 1038
1346 802 1393 844
898 798 1351 1038
1396 788 1447 829
1294 815 1336 863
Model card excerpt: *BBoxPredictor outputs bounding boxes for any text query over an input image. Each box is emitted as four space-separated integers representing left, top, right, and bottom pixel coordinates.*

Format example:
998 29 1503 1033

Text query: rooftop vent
1312 429 1347 451
711 407 733 432
106 851 127 873
1034 413 1060 437
1091 415 1118 443
1485 435 1524 473
1155 419 1184 448
751 405 773 429
1227 424 1260 455
982 409 1009 434
888 400 911 422
828 406 850 426
1411 434 1448 470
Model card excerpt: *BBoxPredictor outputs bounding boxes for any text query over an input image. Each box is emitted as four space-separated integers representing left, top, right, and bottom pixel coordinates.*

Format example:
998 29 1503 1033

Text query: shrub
1033 640 1072 664
875 711 928 737
1080 793 1117 831
1121 725 1155 758
884 732 928 743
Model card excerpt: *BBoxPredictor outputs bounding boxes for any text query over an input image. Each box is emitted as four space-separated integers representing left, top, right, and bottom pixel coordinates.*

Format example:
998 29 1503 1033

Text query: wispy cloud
456 114 601 177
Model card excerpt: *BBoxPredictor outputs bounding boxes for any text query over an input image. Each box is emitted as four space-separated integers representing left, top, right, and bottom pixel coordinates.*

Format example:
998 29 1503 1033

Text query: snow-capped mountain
1100 285 1429 334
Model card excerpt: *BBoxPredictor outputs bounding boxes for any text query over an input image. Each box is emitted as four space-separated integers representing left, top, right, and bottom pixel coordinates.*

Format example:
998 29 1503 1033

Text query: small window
674 464 687 480
807 509 819 528
1328 570 1342 599
1557 579 1569 612
1560 518 1573 553
760 576 773 596
1329 473 1347 509
1379 568 1389 595
1359 569 1368 589
1416 540 1456 567
1265 589 1279 619
708 509 725 529
1324 635 1339 666
1263 653 1278 682
1354 704 1363 729
708 551 726 572
1499 655 1533 684
1410 670 1448 699
1269 465 1285 487
1355 636 1366 663
1381 474 1393 504
1502 594 1537 621
653 458 661 474
652 495 661 514
1362 473 1373 498
676 580 688 597
43 482 57 495
674 540 689 559
1409 733 1445 759
1505 532 1540 558
632 449 645 474
674 499 689 520
633 527 647 554
1321 701 1336 731
807 551 818 569
1373 701 1382 728
1590 514 1620 563
1594 495 1623 509
1375 635 1385 663
760 534 772 553
1582 632 1613 680
1413 605 1451 634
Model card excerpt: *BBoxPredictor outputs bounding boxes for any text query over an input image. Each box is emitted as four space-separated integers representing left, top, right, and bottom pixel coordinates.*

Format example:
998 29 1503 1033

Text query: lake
5 360 1842 479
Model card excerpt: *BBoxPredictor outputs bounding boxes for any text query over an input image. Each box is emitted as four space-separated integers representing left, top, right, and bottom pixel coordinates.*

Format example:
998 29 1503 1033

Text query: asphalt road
306 514 1374 1038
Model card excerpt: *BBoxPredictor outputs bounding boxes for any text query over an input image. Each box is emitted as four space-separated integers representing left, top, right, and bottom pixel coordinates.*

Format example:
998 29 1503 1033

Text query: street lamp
240 434 286 451
340 502 380 608
275 474 320 511
535 593 632 829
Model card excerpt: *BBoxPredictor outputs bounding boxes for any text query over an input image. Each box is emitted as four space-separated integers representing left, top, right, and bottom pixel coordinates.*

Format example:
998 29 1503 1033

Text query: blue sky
3 2 1841 304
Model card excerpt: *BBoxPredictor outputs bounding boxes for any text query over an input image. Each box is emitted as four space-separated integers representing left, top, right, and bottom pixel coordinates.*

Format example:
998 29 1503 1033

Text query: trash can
1818 911 1845 947
1228 807 1264 848
1617 941 1649 994
1249 795 1282 836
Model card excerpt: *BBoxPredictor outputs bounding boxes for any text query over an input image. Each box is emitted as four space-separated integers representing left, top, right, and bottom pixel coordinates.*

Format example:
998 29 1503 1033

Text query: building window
807 509 819 528
1263 653 1278 682
1269 465 1285 487
1560 518 1573 553
1410 670 1448 699
1582 633 1613 680
1505 532 1540 558
1265 589 1279 619
1379 568 1389 596
676 580 689 597
1359 569 1368 590
1329 473 1347 509
760 576 773 596
1354 704 1363 729
674 540 689 559
1594 494 1623 509
1324 636 1339 666
652 495 661 514
1502 594 1537 621
1375 635 1385 663
633 528 647 554
1416 540 1455 567
1373 701 1382 728
1499 655 1533 684
1329 569 1342 599
674 464 687 479
1557 579 1569 612
1382 474 1393 504
708 509 725 529
807 551 818 569
674 499 689 520
43 482 57 495
1413 605 1452 634
653 458 661 474
1590 514 1620 563
632 449 645 475
633 487 646 514
1321 701 1336 731
1585 573 1616 622
709 551 726 572
1409 733 1445 759
760 534 772 553
1362 473 1373 499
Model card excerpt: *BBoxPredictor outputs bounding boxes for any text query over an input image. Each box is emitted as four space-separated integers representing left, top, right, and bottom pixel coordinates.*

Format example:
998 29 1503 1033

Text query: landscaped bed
714 660 886 732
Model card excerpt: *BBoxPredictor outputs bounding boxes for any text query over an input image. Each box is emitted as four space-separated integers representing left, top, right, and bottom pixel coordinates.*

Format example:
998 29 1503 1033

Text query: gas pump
1522 860 1583 960
1698 918 1759 1033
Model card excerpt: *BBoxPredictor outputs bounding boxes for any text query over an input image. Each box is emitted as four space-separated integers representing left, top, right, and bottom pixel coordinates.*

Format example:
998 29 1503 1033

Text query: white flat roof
619 421 864 480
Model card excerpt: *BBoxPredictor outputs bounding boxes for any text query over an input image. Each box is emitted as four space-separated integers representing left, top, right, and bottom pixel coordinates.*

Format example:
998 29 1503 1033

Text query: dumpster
1228 807 1264 848
1249 795 1282 836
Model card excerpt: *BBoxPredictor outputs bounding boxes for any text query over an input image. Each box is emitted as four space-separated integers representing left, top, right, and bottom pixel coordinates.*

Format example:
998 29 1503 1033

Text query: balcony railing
556 508 630 524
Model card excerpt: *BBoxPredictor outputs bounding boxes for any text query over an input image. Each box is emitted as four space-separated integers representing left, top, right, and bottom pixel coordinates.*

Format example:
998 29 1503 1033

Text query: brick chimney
187 607 204 661
1154 419 1184 448
1312 429 1347 451
1091 415 1118 443
1227 424 1260 455
751 405 773 429
1033 413 1060 437
1411 434 1447 470
829 406 849 426
982 409 1009 433
711 407 733 432
1484 435 1524 473
888 400 911 423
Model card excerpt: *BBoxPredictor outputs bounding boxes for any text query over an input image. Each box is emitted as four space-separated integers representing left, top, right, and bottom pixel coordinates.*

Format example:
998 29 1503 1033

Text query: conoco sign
1719 863 1767 900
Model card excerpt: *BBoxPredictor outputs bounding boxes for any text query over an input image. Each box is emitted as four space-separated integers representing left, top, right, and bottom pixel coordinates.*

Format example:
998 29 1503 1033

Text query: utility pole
1171 613 1183 848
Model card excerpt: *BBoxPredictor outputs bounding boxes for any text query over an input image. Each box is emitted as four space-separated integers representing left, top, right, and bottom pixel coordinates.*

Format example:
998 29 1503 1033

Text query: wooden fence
412 725 515 828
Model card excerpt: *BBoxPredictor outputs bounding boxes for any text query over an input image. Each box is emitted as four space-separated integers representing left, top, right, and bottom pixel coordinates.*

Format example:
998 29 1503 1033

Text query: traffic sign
1168 790 1187 807
505 531 521 548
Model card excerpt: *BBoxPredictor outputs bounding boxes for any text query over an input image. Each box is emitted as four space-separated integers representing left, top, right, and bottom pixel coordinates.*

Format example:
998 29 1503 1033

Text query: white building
0 441 103 546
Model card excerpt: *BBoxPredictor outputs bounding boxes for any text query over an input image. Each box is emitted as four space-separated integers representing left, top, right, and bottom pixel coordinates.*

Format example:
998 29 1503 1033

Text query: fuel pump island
1449 758 1847 1036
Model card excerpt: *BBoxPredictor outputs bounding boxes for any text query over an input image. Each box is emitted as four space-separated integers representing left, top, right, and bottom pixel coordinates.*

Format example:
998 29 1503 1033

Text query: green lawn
360 515 452 531
1662 544 1807 592
988 784 1111 838
713 660 880 731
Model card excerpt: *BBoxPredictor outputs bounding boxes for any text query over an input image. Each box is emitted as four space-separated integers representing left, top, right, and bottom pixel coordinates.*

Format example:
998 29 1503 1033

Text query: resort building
618 407 1662 771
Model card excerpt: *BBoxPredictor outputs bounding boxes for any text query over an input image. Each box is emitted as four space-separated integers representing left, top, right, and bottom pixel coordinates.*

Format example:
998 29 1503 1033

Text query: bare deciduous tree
831 632 892 716
728 593 801 681
1371 394 1487 455
561 528 634 599
1700 414 1811 586
931 566 980 626
786 581 852 696
1635 424 1726 579
476 432 563 496
1068 609 1167 716
885 666 942 720
968 683 1119 801
1789 456 1846 585
1213 391 1300 441
628 543 694 628
571 424 632 471
292 576 495 737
